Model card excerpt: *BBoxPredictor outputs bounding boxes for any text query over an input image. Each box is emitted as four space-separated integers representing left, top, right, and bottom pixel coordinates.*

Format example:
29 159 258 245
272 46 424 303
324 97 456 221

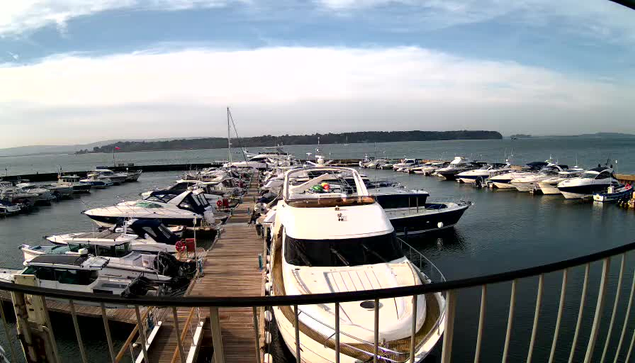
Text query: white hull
511 182 535 192
560 191 592 200
538 183 561 195
492 182 516 189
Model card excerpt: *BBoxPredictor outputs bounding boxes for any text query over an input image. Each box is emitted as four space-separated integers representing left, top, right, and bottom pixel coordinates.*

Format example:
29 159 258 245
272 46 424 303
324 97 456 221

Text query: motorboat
268 167 446 362
80 174 113 189
537 167 584 195
413 161 446 176
83 189 217 228
0 201 21 216
14 183 56 205
510 163 567 192
557 166 619 199
0 254 156 299
593 184 633 202
434 157 480 181
456 162 512 184
489 161 547 189
392 158 420 171
0 182 39 207
91 168 128 185
46 219 184 254
369 186 471 235
57 174 92 193
125 169 143 182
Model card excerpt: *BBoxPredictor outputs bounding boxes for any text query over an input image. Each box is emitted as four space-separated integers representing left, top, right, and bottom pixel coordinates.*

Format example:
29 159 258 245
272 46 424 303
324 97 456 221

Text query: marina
1 139 635 362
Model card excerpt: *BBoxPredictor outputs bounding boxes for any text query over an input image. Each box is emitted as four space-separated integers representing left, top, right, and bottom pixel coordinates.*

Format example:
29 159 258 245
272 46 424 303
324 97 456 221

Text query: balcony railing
0 241 635 362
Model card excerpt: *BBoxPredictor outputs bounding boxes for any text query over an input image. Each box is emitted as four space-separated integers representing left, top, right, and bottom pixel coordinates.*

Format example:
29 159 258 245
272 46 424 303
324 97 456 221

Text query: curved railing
0 241 635 363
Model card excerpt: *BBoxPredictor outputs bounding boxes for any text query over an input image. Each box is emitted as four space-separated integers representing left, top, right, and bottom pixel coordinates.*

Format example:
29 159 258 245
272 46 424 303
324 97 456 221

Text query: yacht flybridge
268 167 445 362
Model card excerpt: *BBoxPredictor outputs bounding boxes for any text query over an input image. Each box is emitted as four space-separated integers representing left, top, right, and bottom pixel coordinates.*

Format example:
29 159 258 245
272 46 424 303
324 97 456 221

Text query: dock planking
148 176 265 363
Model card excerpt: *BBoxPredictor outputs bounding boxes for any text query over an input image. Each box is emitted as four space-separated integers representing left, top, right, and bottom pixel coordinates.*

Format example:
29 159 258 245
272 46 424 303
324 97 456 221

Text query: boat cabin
22 255 107 286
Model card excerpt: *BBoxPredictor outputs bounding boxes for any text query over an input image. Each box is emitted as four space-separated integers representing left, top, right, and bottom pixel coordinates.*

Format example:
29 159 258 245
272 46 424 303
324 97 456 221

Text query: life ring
216 200 223 208
175 241 186 252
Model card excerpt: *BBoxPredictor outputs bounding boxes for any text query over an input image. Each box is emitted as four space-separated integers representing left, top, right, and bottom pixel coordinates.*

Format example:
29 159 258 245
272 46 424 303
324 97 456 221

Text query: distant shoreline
79 130 503 154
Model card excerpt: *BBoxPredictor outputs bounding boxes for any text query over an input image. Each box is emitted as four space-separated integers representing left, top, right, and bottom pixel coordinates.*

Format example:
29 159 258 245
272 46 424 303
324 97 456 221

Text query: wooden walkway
148 177 265 363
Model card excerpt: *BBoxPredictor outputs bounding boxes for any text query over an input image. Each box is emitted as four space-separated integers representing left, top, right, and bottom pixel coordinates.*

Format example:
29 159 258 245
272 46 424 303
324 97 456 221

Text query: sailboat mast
227 107 232 163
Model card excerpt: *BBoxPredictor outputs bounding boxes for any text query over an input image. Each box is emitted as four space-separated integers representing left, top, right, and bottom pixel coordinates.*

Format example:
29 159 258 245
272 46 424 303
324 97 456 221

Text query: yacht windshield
582 172 599 179
284 233 403 267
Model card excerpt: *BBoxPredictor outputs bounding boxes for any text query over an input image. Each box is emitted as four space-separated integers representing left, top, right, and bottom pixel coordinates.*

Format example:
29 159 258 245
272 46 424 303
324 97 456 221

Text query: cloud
0 0 242 36
314 0 635 43
0 46 631 147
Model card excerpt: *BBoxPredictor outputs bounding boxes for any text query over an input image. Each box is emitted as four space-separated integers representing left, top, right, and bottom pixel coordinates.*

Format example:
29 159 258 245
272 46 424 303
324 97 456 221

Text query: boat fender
437 222 444 229
263 353 273 363
264 310 272 322
265 331 272 344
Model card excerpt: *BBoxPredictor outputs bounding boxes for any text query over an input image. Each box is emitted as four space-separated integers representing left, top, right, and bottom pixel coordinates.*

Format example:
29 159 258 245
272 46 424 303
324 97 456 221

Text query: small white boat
0 201 21 216
80 174 113 189
537 167 584 195
125 169 143 182
93 168 128 185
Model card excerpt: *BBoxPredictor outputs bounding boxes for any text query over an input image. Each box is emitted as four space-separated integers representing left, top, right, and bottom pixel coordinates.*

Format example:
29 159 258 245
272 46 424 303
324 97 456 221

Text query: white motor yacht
46 219 184 254
0 254 155 300
392 158 419 171
557 166 619 199
83 189 217 228
92 168 128 185
434 157 478 181
15 183 56 205
510 163 566 192
456 162 512 184
489 161 547 189
268 167 446 363
537 167 584 195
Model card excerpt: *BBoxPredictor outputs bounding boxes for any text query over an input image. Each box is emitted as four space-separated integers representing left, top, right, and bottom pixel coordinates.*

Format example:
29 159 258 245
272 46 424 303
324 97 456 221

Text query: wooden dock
147 176 265 363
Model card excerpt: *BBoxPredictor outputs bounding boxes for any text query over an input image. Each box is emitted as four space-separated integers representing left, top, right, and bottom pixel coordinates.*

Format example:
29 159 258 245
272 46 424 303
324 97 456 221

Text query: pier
136 175 265 363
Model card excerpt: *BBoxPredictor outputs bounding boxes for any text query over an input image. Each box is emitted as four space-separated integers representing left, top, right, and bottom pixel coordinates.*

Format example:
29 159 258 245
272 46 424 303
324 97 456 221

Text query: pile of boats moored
0 167 143 217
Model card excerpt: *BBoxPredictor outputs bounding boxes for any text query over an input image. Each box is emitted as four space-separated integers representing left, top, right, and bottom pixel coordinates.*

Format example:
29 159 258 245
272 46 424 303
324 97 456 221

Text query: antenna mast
227 107 232 164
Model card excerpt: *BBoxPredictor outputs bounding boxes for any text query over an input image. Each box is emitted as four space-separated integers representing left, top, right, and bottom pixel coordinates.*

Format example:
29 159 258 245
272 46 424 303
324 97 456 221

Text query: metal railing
1 241 635 362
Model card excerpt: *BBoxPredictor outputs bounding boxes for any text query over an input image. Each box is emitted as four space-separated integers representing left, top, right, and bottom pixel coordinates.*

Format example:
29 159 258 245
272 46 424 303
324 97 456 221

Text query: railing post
584 258 611 363
209 307 225 363
601 254 625 363
527 275 544 363
410 294 418 363
252 307 262 363
134 306 150 363
294 305 301 362
569 264 590 363
374 298 380 363
473 285 487 363
614 266 635 363
549 268 569 363
441 290 457 363
172 307 186 363
335 302 340 363
502 279 517 363
100 303 116 363
68 300 88 363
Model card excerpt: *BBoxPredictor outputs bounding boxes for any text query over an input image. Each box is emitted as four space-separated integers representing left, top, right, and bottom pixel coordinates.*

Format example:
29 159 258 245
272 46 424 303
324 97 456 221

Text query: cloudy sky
0 0 634 147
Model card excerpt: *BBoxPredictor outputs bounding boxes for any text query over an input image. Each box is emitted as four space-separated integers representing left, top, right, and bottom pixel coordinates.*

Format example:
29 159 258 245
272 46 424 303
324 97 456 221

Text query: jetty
127 174 265 363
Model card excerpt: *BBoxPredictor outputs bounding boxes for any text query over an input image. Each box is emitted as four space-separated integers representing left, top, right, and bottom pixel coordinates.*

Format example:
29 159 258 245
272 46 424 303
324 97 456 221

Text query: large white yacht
557 166 619 199
510 163 566 192
489 161 547 189
537 167 584 195
456 162 512 184
268 167 445 362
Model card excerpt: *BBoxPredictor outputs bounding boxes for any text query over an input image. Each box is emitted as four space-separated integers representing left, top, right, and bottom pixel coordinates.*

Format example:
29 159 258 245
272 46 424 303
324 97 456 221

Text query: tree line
82 130 503 153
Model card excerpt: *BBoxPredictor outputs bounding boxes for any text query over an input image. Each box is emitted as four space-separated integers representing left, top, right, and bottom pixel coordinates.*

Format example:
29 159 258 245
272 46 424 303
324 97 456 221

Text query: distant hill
84 130 503 154
553 132 635 139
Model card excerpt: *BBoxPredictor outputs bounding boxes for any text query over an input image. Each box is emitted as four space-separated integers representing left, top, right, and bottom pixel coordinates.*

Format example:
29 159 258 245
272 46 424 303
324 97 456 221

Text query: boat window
596 171 611 179
54 269 97 285
374 194 428 209
135 201 163 208
178 198 195 212
582 172 598 179
284 233 403 267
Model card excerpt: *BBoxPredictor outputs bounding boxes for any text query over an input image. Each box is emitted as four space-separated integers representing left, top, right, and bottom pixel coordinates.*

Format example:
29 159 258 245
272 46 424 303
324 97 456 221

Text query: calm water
3 136 635 175
1 138 635 362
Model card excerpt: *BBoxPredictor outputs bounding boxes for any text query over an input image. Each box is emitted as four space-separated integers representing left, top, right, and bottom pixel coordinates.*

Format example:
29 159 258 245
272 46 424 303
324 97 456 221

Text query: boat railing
2 241 635 362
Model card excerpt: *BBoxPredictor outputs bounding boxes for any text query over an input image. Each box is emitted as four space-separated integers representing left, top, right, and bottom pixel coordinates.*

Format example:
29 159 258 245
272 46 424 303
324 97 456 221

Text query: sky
0 1 634 148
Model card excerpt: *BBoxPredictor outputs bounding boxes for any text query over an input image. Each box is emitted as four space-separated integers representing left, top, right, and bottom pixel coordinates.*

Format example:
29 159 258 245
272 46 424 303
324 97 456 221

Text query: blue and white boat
593 184 633 203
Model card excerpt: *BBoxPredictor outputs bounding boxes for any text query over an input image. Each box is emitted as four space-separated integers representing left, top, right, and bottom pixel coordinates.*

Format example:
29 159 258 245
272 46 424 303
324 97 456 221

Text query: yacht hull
558 185 609 200
86 214 200 228
538 183 561 195
492 181 516 189
386 203 470 235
